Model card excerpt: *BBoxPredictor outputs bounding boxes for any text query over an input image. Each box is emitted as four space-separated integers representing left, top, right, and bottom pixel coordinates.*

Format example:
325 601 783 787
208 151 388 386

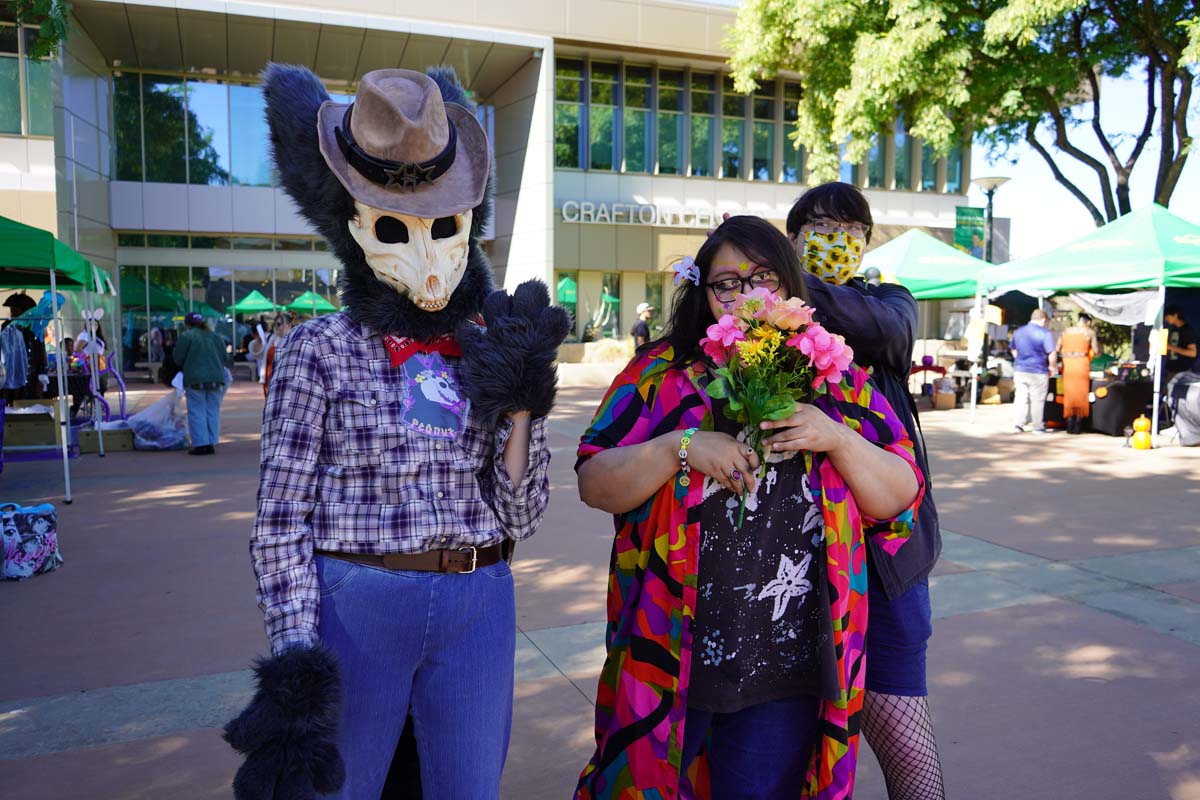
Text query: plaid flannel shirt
252 312 551 655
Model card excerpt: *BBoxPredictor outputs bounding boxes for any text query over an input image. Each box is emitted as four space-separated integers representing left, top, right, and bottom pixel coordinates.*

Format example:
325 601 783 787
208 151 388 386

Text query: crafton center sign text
560 200 730 229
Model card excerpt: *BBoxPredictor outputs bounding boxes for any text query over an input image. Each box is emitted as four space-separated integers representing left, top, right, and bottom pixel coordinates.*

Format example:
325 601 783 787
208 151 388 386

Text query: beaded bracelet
677 427 699 487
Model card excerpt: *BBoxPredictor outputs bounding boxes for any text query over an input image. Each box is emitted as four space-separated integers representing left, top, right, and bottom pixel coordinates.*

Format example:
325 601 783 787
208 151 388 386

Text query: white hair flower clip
673 256 700 287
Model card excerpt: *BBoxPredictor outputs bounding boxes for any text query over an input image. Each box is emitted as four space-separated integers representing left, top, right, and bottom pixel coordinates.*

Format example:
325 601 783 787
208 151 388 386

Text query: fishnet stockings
861 692 946 800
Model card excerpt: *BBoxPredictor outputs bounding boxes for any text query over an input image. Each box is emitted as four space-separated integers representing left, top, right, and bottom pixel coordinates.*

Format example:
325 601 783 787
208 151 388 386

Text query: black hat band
334 104 458 192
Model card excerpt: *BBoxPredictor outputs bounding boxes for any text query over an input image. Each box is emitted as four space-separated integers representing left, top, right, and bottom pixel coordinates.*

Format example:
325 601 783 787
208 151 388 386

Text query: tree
728 0 1197 227
11 0 70 58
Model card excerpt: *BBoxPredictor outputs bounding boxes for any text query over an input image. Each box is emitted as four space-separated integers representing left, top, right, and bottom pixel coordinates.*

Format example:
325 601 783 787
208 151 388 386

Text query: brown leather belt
316 544 504 574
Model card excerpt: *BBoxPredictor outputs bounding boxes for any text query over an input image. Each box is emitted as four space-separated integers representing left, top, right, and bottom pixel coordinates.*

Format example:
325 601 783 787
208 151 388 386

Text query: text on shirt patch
400 352 469 440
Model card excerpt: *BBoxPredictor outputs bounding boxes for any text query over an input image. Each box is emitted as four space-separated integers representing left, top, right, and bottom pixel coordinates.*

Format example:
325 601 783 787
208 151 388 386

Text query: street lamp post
972 175 1010 263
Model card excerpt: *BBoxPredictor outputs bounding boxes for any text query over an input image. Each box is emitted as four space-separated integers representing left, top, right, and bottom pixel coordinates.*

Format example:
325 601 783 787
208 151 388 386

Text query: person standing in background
631 302 653 348
261 312 294 398
1057 313 1101 435
1163 305 1197 379
1010 309 1058 435
174 312 227 455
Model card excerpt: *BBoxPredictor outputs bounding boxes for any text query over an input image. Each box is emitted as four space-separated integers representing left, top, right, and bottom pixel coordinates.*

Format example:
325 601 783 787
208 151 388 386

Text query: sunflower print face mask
801 229 865 285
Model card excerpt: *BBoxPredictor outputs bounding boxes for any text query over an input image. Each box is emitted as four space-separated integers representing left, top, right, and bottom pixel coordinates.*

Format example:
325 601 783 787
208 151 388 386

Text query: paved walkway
1 378 1198 799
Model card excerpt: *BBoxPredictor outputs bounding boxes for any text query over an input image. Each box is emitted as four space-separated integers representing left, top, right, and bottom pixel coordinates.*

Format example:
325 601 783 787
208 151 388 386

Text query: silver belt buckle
457 546 477 574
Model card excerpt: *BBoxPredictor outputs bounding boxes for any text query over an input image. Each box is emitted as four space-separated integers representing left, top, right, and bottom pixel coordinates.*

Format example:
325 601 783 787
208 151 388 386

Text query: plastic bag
128 393 188 451
2 502 63 580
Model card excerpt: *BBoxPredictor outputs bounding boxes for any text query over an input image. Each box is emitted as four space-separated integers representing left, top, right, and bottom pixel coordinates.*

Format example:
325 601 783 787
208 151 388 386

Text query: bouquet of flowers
702 288 854 526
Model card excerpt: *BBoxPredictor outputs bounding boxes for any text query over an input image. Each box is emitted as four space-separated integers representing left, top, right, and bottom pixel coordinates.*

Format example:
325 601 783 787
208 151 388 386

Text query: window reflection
186 80 230 185
23 28 52 136
142 74 187 183
229 85 271 186
113 73 143 181
946 145 963 193
0 26 20 135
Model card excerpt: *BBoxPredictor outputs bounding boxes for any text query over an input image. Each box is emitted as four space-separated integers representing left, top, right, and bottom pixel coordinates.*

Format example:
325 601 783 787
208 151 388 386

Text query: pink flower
765 296 815 331
701 337 727 365
706 314 747 347
788 323 854 389
732 287 777 320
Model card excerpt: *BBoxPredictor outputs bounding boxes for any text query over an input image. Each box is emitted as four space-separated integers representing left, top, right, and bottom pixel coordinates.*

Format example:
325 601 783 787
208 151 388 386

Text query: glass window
142 74 187 183
839 141 856 184
600 271 620 339
276 238 314 251
116 232 145 247
894 118 911 191
0 26 20 135
554 59 584 169
231 236 273 250
274 269 310 310
657 69 684 175
314 267 339 310
555 270 578 338
314 239 330 252
782 83 803 183
866 133 886 187
920 143 938 191
690 74 716 178
23 28 51 136
119 264 150 367
113 73 143 181
946 145 963 193
589 63 617 171
721 76 744 180
623 65 651 173
229 84 271 186
186 80 230 185
190 235 233 249
752 86 776 181
645 275 664 336
147 233 188 248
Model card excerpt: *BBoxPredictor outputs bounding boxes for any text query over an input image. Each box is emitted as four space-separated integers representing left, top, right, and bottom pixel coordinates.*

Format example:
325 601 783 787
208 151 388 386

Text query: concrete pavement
1 376 1198 799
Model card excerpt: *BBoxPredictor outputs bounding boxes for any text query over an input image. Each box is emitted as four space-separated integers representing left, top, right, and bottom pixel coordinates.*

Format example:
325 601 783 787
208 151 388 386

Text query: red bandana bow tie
382 334 462 368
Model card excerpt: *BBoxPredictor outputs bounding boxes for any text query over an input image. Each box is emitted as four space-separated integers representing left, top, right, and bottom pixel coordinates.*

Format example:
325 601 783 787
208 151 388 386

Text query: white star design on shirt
757 552 813 621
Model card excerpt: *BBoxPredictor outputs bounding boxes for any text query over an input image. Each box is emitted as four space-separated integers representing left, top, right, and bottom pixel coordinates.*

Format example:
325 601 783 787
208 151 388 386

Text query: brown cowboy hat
317 69 489 219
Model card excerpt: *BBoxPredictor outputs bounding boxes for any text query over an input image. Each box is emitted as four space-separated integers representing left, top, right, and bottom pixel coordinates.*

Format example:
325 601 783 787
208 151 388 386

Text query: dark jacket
803 275 941 599
174 327 227 387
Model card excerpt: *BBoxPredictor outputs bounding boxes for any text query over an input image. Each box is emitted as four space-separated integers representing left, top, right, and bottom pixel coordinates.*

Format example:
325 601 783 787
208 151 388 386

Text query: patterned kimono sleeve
576 353 661 465
823 366 926 556
251 331 328 655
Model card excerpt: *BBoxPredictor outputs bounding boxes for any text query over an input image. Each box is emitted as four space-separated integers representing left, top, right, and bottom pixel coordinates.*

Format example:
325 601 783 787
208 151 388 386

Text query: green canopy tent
862 229 987 300
228 289 277 314
0 215 112 502
979 204 1200 295
556 275 577 304
285 291 337 314
977 204 1200 438
119 275 189 312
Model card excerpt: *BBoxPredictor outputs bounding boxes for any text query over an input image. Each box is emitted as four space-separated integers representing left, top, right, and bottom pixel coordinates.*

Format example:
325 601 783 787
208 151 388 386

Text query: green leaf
706 376 731 400
763 394 797 420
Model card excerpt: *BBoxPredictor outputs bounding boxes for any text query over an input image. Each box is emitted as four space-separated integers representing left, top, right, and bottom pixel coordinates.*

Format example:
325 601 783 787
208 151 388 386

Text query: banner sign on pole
955 207 986 258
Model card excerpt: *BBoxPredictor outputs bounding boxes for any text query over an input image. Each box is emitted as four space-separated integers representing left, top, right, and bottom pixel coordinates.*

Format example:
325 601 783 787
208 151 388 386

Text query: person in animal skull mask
223 64 570 800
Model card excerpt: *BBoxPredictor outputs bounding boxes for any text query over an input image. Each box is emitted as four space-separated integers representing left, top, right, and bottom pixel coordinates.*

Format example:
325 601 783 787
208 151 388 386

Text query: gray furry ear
261 62 356 243
425 65 495 243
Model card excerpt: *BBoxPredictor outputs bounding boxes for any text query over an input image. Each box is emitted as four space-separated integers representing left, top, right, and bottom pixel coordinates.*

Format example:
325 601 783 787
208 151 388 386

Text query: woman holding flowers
573 216 925 800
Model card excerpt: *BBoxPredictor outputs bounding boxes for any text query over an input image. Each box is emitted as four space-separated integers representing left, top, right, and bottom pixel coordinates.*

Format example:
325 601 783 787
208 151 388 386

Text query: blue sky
968 74 1197 260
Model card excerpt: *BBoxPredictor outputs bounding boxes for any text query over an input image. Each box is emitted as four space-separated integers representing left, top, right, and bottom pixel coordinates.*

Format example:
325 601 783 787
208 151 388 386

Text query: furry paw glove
223 646 345 800
456 280 572 427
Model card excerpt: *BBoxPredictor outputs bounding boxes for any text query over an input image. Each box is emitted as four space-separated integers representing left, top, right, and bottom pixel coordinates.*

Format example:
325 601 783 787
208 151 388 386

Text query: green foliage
1183 17 1200 66
11 0 70 58
727 0 1195 219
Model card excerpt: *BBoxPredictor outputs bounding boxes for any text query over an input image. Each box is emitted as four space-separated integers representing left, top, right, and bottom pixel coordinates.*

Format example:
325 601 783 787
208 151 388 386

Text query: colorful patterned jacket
573 344 925 800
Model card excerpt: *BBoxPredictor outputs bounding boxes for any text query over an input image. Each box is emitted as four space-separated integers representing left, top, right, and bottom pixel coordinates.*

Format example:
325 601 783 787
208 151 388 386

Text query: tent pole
49 268 72 504
83 274 105 457
1151 284 1166 442
969 291 983 422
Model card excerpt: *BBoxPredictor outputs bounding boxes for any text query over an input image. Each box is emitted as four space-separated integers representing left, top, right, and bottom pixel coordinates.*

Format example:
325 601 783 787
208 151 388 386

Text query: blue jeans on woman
314 553 517 799
184 386 223 447
682 695 821 798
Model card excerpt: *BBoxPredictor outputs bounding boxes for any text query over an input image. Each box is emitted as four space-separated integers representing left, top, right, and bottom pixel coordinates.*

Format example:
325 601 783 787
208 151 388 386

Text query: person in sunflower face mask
786 181 946 800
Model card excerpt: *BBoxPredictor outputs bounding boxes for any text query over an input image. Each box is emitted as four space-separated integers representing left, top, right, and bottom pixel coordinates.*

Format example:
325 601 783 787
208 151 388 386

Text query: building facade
1 0 980 362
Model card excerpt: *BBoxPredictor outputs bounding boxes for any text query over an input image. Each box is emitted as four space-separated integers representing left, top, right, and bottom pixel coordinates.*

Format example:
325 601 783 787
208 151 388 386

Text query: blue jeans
184 386 223 447
315 554 517 799
682 696 821 799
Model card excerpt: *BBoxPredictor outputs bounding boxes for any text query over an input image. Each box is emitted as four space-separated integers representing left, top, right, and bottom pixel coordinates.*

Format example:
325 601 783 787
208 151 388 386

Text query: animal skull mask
348 201 472 312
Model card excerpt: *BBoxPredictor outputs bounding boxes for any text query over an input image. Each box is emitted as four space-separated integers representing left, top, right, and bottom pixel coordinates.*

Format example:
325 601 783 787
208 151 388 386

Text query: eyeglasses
705 269 781 303
801 218 870 239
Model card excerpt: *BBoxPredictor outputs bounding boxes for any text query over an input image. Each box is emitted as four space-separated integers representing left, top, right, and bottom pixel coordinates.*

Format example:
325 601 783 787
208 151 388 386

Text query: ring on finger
730 468 742 481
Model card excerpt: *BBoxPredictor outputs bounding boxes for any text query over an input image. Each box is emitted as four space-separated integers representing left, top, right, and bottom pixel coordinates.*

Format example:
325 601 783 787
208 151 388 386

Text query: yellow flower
736 338 766 368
